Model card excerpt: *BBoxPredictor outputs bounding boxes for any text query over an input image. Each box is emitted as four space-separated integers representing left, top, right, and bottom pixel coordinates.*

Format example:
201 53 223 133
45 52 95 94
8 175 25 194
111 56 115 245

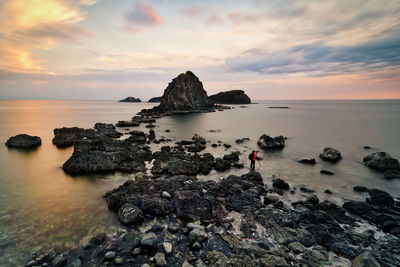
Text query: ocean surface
0 99 399 265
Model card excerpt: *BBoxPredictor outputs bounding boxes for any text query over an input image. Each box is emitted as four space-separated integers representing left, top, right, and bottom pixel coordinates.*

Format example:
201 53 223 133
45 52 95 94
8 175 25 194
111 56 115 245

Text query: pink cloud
183 5 204 17
125 1 163 31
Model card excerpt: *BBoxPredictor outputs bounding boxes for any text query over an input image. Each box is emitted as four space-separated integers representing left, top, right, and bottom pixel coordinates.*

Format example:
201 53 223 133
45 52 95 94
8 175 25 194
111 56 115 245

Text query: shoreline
22 105 400 267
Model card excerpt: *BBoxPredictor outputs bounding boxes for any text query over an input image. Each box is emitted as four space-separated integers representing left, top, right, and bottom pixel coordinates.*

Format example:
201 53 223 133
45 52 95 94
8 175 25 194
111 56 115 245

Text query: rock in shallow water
257 134 285 150
118 203 144 224
5 134 41 149
319 147 342 163
363 152 400 171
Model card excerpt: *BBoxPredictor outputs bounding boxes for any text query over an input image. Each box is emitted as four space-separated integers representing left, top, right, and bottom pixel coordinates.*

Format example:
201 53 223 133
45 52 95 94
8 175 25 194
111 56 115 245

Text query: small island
209 90 251 104
119 97 141 102
148 97 162 103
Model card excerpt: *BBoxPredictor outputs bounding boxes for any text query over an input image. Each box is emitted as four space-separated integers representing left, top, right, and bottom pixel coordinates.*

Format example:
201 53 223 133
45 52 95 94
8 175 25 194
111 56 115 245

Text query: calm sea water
0 100 399 265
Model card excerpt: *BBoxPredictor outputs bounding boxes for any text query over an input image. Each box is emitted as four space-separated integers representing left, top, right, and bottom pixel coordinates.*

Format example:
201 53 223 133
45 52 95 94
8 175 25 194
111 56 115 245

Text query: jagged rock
298 158 316 165
288 242 306 254
62 136 150 174
367 189 394 207
273 178 290 190
128 130 147 143
119 97 141 102
94 123 123 138
5 134 41 149
209 90 251 104
257 134 285 150
154 252 167 266
352 252 381 267
363 152 400 171
319 147 342 162
353 186 369 193
116 121 140 127
158 71 212 111
384 170 400 179
118 203 144 224
320 170 334 175
141 232 158 249
148 96 162 102
52 127 95 148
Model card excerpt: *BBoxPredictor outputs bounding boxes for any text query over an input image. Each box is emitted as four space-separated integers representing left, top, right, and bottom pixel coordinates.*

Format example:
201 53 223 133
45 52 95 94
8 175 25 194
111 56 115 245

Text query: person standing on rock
249 150 258 170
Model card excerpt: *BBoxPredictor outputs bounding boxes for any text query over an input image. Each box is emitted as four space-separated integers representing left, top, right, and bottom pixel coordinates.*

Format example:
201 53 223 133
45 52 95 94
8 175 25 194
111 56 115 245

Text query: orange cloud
0 0 95 73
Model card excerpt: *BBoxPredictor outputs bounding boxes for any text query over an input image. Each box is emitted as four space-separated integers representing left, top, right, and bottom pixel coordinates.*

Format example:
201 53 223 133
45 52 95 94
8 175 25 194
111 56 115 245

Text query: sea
0 99 399 266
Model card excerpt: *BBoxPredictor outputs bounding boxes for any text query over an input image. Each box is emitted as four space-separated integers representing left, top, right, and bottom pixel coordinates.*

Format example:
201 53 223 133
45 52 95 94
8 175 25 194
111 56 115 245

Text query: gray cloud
226 34 400 76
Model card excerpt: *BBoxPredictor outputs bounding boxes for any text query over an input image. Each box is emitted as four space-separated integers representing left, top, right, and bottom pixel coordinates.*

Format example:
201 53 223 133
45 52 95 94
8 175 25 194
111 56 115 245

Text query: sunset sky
0 0 399 100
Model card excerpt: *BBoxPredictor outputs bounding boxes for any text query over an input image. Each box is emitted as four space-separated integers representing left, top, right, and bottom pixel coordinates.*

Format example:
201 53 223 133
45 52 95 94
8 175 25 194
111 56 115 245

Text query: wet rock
367 189 394 207
300 186 315 193
353 186 369 193
288 241 306 254
273 178 290 190
363 152 399 171
320 170 334 175
214 158 231 171
52 127 95 148
116 121 140 127
119 96 141 102
66 258 81 267
384 170 400 179
104 251 116 260
223 143 231 149
52 254 67 267
189 228 208 244
363 146 372 149
118 203 144 224
141 232 158 249
257 134 285 150
62 136 150 174
235 138 250 144
148 129 155 140
5 134 42 149
305 194 319 205
223 152 239 162
162 242 172 255
128 130 147 143
114 257 123 265
324 189 332 194
155 252 167 266
297 158 316 165
94 123 122 138
319 147 342 163
352 252 381 267
209 90 251 104
161 191 171 199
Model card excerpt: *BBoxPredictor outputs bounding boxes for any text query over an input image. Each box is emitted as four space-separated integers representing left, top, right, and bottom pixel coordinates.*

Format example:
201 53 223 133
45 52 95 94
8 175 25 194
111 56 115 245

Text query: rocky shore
6 72 398 267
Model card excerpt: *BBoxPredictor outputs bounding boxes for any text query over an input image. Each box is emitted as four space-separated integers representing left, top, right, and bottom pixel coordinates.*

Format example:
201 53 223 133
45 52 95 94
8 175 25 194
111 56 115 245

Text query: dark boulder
257 134 285 150
118 203 144 224
119 97 141 102
363 152 400 171
272 178 290 190
214 158 231 172
223 153 239 162
94 123 123 138
320 170 334 175
297 158 316 165
353 186 369 193
319 147 342 163
367 189 394 207
5 134 41 149
127 130 147 143
116 121 140 127
62 136 150 175
148 96 162 103
158 71 213 111
384 170 400 179
209 90 251 104
52 127 95 148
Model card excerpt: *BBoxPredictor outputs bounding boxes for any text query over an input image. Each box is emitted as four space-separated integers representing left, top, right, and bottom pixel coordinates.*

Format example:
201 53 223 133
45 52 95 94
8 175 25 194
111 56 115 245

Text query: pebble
155 252 167 266
162 242 172 255
104 251 116 260
162 191 171 198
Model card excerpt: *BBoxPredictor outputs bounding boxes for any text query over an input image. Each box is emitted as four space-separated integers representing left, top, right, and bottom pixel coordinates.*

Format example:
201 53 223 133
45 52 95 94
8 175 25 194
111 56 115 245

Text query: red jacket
251 152 256 161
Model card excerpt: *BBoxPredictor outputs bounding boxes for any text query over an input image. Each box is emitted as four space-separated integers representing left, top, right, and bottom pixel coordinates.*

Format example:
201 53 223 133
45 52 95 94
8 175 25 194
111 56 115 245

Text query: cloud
182 5 204 17
0 0 95 73
226 34 400 76
125 1 163 32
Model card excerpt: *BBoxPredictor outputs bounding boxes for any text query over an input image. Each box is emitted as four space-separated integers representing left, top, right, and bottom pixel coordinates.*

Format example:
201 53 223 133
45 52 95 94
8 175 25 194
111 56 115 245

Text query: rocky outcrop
94 123 123 138
209 90 251 104
257 134 285 150
119 97 141 102
158 71 213 111
52 127 95 148
62 136 151 175
148 97 162 103
319 147 342 163
363 152 400 171
5 134 41 149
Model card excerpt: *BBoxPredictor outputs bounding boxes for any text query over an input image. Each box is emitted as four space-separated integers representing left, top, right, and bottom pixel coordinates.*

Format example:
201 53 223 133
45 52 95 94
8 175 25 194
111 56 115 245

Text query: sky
0 0 399 100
